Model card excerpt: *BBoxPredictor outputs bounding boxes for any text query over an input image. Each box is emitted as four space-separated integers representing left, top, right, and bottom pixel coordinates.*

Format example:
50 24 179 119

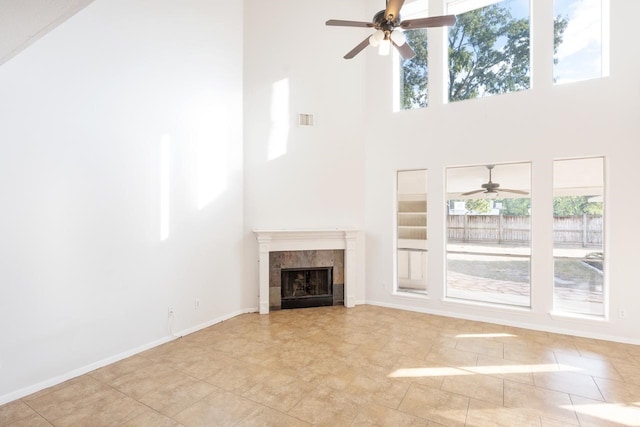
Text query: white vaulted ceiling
0 0 94 65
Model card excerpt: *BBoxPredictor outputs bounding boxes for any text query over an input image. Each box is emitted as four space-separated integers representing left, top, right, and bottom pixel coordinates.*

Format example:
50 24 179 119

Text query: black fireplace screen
281 267 333 308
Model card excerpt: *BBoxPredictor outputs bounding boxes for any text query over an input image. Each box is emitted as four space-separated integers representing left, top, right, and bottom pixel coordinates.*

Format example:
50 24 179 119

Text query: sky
554 0 605 84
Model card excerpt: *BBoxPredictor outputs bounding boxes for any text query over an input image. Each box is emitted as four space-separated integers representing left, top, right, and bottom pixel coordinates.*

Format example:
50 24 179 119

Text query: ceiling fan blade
326 19 374 28
392 39 415 60
461 189 485 196
385 0 405 22
343 37 371 59
497 189 530 195
400 15 456 29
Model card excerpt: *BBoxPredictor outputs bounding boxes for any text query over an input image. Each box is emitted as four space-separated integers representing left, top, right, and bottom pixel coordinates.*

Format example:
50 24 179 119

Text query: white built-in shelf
398 196 427 242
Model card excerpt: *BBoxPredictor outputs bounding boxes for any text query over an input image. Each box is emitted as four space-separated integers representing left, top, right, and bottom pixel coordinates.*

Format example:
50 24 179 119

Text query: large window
397 169 428 294
447 0 530 102
446 162 531 307
553 158 605 316
553 0 609 84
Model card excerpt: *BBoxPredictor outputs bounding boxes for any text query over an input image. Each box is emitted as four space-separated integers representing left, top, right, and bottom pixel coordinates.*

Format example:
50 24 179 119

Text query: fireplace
253 229 364 314
281 267 333 309
269 250 343 310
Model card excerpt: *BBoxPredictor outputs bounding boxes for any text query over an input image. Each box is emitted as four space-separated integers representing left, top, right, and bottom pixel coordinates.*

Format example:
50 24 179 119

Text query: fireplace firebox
281 267 333 309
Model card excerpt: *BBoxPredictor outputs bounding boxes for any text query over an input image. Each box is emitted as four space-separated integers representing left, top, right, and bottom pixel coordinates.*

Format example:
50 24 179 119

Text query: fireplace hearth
281 267 333 309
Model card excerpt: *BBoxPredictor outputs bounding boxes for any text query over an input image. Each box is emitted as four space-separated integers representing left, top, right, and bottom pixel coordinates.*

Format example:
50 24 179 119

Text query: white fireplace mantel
253 229 365 314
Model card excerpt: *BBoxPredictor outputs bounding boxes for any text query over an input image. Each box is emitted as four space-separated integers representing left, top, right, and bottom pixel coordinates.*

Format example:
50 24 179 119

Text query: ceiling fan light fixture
390 30 406 46
378 34 391 56
378 39 391 56
372 29 385 43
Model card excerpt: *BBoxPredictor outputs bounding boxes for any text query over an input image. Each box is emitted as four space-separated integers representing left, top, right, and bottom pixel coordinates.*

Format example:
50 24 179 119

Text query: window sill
441 297 533 314
393 290 430 301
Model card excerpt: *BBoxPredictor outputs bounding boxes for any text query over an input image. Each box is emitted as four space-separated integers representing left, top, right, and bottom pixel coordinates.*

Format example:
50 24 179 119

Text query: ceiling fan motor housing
481 183 500 192
481 165 499 192
373 10 400 31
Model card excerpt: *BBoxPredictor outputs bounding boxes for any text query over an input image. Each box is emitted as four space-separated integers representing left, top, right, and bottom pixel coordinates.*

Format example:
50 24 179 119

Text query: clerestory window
398 1 430 110
398 1 608 108
447 0 531 102
553 0 609 84
399 0 532 108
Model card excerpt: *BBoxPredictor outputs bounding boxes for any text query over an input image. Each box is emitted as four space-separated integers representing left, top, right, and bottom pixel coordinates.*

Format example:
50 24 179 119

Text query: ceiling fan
326 0 456 60
461 165 529 197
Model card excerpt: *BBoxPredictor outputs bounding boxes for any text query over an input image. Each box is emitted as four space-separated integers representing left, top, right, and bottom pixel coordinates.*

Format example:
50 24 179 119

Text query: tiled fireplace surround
269 250 344 310
253 230 363 314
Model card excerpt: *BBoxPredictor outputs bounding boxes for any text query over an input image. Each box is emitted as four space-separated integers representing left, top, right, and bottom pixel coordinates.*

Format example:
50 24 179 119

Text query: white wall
363 1 640 343
0 0 244 402
242 0 369 307
2 0 638 405
0 0 96 65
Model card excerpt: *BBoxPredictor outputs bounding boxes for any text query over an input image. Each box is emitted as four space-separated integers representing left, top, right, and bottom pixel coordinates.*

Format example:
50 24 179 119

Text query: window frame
395 169 429 296
552 156 606 318
444 162 533 308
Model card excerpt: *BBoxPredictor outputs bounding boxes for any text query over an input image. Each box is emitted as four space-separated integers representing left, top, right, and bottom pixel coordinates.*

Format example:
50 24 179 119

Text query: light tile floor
2 305 640 426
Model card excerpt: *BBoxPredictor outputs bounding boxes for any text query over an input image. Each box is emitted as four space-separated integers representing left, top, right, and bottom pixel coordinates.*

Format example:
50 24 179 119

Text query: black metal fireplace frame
281 267 333 309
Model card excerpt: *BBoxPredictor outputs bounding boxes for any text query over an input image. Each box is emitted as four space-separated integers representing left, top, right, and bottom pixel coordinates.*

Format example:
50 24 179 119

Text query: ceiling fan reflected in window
326 0 456 60
461 165 530 197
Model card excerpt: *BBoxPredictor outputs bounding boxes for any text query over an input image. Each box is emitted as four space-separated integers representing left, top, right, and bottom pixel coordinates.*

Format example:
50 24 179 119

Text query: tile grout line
19 399 53 426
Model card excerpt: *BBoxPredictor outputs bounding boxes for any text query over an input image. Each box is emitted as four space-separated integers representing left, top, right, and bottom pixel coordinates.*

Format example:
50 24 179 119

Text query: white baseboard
365 299 640 346
171 308 258 338
0 307 258 405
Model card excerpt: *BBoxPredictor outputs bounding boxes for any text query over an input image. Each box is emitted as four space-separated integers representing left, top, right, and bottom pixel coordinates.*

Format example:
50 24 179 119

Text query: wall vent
298 113 314 127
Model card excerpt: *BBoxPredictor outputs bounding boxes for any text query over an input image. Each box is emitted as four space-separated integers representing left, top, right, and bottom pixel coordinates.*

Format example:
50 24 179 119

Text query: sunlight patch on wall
267 78 290 161
194 105 229 210
160 134 171 241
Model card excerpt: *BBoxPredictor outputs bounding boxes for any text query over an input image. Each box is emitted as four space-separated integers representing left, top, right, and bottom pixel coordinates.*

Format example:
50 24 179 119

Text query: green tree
401 29 428 109
401 3 568 108
553 196 603 216
553 13 569 83
497 198 530 215
448 4 529 101
553 14 569 65
465 198 491 213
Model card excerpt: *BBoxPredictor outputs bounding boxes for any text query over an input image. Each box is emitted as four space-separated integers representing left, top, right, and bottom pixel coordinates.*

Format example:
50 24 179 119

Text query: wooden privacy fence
448 214 602 247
